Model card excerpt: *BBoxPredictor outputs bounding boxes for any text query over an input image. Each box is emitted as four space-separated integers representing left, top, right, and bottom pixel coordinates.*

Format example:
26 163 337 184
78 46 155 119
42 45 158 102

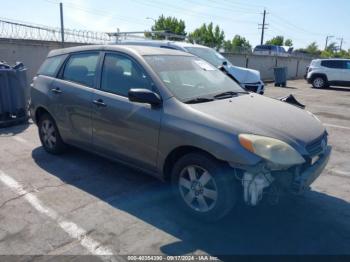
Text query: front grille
306 132 327 157
244 85 258 92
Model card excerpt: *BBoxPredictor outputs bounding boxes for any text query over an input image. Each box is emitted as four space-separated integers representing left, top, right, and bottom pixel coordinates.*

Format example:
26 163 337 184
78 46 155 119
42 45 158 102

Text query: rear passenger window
38 55 66 77
101 53 152 97
63 52 99 87
321 60 344 69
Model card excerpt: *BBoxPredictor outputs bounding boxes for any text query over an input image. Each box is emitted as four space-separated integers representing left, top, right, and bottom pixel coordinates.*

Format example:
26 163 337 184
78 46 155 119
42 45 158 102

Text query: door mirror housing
128 88 162 106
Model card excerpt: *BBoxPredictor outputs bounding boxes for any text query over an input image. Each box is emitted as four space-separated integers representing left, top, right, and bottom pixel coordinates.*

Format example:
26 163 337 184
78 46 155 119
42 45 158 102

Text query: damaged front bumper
235 146 332 206
292 146 332 194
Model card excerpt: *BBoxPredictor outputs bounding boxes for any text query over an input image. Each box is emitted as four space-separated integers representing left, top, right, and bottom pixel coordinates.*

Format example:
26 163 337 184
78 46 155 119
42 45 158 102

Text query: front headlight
239 134 305 166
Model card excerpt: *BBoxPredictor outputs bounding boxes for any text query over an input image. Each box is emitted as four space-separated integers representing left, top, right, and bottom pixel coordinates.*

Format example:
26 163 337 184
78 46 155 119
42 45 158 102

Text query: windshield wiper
214 91 240 99
184 97 214 104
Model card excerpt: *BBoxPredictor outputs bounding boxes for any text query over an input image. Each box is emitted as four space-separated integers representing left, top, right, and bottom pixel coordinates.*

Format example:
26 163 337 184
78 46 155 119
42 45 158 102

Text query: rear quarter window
38 55 66 77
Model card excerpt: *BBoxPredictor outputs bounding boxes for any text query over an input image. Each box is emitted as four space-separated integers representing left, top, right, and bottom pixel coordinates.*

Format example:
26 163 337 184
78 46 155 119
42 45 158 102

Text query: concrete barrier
223 52 311 81
0 38 312 83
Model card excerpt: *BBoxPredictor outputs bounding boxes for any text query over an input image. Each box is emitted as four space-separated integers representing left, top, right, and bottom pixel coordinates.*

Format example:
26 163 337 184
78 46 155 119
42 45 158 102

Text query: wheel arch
34 106 51 124
162 145 226 182
311 73 328 82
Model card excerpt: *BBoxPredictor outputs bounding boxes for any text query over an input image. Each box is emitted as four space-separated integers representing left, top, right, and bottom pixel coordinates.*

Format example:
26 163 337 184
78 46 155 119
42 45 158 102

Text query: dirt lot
0 79 349 260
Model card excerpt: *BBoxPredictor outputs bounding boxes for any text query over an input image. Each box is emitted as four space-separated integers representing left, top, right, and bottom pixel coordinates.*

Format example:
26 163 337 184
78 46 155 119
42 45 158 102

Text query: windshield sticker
194 60 216 71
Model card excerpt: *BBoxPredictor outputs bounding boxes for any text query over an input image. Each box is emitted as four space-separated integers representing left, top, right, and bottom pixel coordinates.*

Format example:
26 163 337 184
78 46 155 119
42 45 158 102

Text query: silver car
30 45 331 221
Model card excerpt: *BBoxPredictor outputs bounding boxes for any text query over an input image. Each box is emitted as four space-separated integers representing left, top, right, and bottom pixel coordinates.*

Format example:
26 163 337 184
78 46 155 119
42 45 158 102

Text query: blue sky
1 0 349 50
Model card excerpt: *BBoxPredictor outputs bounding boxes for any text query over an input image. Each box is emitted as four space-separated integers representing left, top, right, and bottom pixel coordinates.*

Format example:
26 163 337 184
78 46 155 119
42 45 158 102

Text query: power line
43 0 147 26
269 13 324 37
131 0 258 25
183 0 260 14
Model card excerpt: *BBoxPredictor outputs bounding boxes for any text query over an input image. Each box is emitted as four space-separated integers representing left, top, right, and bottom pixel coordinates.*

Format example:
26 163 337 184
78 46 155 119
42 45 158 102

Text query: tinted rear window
63 52 100 87
321 60 345 69
38 55 66 77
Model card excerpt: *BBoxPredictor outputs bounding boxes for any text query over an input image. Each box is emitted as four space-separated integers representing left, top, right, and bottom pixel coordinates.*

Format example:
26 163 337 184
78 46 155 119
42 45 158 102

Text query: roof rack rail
106 30 187 43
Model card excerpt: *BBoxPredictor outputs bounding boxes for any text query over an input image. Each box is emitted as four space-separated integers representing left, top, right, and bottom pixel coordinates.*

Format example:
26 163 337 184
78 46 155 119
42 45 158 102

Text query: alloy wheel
313 78 324 88
41 119 57 149
178 165 218 212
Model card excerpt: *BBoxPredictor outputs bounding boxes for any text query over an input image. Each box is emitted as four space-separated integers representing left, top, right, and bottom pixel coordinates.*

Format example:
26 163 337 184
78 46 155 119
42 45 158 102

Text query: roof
48 45 193 57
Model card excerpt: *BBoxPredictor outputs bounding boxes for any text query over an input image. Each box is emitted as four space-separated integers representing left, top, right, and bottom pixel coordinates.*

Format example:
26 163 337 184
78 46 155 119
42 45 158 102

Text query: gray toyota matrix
30 45 331 221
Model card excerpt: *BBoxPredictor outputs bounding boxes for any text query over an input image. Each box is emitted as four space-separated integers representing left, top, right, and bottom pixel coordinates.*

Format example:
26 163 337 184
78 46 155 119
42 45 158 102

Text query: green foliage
188 23 225 50
325 42 338 52
319 42 350 58
149 15 186 40
295 42 321 57
265 35 284 46
306 42 319 55
223 35 252 52
284 39 293 46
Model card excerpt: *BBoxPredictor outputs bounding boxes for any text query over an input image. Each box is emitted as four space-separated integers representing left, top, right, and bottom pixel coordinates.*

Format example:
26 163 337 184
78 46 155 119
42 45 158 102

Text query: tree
232 35 252 49
223 35 251 52
265 36 284 46
189 23 225 50
284 39 293 46
149 15 186 40
305 42 319 55
325 42 338 53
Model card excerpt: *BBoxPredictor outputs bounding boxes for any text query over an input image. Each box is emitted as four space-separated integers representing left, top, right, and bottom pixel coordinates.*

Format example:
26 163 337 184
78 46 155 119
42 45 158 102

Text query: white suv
307 59 350 88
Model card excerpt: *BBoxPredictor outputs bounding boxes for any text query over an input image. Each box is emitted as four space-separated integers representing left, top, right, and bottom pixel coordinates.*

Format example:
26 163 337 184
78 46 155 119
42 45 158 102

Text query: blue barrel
0 62 28 127
274 67 288 87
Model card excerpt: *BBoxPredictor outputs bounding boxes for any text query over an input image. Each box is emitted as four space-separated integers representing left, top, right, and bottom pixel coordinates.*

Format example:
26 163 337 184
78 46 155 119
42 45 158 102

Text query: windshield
144 55 245 102
184 47 230 67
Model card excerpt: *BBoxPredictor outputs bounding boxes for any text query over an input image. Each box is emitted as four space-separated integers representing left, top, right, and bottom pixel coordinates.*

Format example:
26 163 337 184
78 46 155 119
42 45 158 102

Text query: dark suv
30 45 331 221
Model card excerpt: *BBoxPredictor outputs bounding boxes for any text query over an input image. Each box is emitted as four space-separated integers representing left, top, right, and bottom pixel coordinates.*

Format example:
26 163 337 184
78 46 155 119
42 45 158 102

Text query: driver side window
101 53 153 97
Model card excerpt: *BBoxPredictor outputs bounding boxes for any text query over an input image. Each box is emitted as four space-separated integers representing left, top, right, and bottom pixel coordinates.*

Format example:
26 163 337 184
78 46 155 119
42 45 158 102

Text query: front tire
38 113 66 154
312 76 327 89
171 153 237 221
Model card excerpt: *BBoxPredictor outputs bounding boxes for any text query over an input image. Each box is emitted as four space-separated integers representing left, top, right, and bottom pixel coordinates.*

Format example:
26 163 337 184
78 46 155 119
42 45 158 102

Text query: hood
189 94 325 153
226 65 261 84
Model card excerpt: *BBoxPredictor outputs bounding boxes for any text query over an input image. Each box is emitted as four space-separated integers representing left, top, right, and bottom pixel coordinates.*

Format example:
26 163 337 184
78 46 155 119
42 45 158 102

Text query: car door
321 60 342 81
50 52 101 148
342 60 350 83
92 52 162 171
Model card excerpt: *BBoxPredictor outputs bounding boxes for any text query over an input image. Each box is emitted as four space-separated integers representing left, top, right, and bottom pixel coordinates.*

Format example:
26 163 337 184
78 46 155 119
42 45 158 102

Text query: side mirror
128 88 162 106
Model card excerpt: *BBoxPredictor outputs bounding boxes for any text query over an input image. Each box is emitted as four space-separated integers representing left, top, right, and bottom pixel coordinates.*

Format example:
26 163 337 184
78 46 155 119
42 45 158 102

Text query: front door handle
92 99 107 107
51 87 62 94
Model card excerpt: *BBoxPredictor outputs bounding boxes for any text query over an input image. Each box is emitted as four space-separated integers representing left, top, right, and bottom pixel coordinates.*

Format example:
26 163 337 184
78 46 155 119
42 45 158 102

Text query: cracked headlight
239 134 305 166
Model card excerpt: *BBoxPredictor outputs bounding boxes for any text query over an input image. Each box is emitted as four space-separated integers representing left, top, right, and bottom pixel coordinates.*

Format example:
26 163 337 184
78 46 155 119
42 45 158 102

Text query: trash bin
273 67 287 87
0 61 28 128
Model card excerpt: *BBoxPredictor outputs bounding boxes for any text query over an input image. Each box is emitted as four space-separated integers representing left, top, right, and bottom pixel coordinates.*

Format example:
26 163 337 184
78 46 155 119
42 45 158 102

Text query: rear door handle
92 99 107 107
51 87 62 94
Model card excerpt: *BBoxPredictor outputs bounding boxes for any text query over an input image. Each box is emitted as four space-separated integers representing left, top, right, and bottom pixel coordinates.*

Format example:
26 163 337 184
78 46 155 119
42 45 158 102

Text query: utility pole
259 9 268 45
337 37 344 51
60 2 65 47
325 35 334 51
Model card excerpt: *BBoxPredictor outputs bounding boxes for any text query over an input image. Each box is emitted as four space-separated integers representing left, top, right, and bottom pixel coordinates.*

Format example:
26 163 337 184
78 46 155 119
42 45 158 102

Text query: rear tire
38 113 66 154
171 153 237 222
312 76 327 89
